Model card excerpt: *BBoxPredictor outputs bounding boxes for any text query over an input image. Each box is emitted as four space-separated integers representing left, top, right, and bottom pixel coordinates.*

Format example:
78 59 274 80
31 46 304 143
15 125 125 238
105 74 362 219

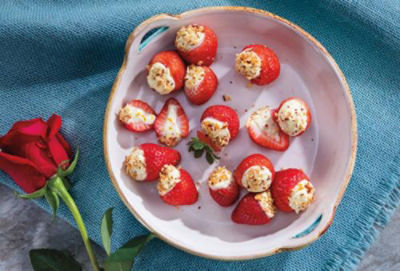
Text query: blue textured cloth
1 1 399 270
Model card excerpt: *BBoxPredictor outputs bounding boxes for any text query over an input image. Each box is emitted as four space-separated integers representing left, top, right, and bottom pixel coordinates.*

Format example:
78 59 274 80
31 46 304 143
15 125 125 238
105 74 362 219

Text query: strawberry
158 165 198 205
118 100 157 133
175 24 218 66
154 98 189 147
231 191 276 225
275 97 311 137
271 169 315 213
235 44 280 86
246 106 289 151
196 105 239 152
234 154 275 192
124 143 180 182
184 65 218 105
147 51 186 95
208 166 239 206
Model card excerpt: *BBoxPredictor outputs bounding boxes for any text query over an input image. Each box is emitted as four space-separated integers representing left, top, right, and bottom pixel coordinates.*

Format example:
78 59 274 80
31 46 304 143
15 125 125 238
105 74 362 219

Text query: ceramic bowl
103 6 357 260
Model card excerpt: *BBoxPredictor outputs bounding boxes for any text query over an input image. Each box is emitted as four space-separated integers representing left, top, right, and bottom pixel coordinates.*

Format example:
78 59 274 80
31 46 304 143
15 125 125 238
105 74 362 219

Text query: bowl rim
103 6 358 260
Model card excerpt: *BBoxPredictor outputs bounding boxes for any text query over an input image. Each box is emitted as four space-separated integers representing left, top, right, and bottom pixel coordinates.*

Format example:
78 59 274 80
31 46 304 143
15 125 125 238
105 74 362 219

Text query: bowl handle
129 14 178 54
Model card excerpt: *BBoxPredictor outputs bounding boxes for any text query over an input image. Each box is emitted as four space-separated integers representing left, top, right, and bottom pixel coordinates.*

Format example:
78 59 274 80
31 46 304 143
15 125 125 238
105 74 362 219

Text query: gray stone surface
0 184 398 270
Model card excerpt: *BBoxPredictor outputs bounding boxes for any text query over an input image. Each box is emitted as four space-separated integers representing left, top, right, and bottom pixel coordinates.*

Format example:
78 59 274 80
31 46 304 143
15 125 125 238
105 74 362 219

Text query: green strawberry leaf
188 137 220 164
205 152 214 164
102 233 155 271
57 147 79 177
194 149 204 158
29 249 82 271
101 208 114 256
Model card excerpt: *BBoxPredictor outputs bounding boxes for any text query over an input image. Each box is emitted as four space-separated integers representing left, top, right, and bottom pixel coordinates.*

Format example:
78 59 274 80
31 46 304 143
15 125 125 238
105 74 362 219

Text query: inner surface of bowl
104 8 355 259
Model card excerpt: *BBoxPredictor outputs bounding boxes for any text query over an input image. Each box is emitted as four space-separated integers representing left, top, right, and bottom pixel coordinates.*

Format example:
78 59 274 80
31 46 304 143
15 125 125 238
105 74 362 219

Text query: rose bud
0 114 72 193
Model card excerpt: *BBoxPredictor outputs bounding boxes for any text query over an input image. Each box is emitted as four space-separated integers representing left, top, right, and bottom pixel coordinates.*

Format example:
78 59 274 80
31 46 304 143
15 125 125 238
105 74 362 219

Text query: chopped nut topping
184 65 205 90
208 166 232 190
277 99 309 136
201 117 231 148
255 191 276 218
241 165 272 192
289 179 315 213
175 24 205 52
235 48 262 80
222 95 231 102
124 147 147 181
246 106 280 142
118 104 155 125
157 165 181 196
147 62 175 95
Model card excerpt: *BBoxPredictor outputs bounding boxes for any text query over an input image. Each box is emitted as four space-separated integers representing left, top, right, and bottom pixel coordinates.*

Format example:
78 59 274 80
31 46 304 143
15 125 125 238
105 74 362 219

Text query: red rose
0 114 72 193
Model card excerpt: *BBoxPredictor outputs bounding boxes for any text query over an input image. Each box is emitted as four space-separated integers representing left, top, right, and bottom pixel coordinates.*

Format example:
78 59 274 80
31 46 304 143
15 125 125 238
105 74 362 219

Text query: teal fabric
1 1 399 270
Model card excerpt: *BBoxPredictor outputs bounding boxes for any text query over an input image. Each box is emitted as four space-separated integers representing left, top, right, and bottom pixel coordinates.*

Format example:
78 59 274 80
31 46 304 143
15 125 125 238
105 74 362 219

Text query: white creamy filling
255 191 276 218
159 104 181 146
277 99 309 136
175 25 205 52
246 106 280 141
157 165 181 196
235 48 262 80
124 147 147 181
200 117 231 148
208 166 233 190
184 65 205 90
147 62 175 95
241 165 272 192
289 179 315 213
118 104 156 125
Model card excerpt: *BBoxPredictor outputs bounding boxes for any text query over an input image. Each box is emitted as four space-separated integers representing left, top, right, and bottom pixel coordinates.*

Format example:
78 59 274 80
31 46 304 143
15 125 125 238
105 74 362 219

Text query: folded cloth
1 0 399 270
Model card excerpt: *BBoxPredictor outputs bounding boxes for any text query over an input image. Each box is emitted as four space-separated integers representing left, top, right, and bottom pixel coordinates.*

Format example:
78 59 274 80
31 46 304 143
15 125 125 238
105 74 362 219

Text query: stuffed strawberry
124 143 180 182
271 168 315 213
275 97 311 137
196 105 240 151
157 165 198 205
175 24 218 66
154 98 189 147
184 65 218 105
231 191 276 225
234 154 275 193
246 106 289 151
235 44 280 85
118 100 156 133
208 166 239 207
147 51 186 95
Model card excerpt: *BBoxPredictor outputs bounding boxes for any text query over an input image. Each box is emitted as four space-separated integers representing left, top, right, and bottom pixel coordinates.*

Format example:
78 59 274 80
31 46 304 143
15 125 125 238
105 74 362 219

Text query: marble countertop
0 184 398 270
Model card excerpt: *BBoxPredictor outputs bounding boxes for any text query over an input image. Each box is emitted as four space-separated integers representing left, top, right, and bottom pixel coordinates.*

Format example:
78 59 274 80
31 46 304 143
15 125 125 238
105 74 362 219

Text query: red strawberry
234 154 275 192
184 65 218 105
235 44 280 86
208 166 239 206
246 106 289 151
271 169 315 213
118 100 157 133
158 165 198 205
275 97 312 137
197 105 240 151
147 51 186 94
231 191 276 225
124 143 180 182
154 98 189 147
175 24 218 66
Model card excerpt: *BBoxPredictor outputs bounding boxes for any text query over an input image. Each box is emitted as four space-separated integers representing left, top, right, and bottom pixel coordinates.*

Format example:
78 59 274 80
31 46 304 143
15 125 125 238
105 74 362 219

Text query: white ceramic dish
103 7 357 260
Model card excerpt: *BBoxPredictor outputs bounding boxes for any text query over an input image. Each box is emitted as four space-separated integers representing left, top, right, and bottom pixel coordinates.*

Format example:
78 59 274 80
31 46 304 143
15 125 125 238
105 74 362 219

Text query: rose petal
21 142 57 178
0 152 46 193
0 118 47 148
46 114 62 140
56 133 72 158
48 136 70 168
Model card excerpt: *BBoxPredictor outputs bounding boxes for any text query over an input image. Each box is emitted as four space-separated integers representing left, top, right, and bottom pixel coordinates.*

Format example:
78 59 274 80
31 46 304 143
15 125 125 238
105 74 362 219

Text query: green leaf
61 177 71 191
102 233 155 271
101 208 114 256
45 190 60 218
194 149 204 158
57 147 79 177
14 185 47 200
192 142 204 150
29 249 82 271
205 152 214 164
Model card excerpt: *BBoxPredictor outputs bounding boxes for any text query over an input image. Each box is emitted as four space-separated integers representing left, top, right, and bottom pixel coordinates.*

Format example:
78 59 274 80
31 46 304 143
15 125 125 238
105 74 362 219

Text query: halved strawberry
184 65 218 105
246 106 289 151
175 24 218 66
124 143 180 182
118 100 156 133
231 191 276 225
208 166 239 206
275 97 312 137
271 169 315 213
234 154 275 192
158 165 198 205
154 98 189 147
